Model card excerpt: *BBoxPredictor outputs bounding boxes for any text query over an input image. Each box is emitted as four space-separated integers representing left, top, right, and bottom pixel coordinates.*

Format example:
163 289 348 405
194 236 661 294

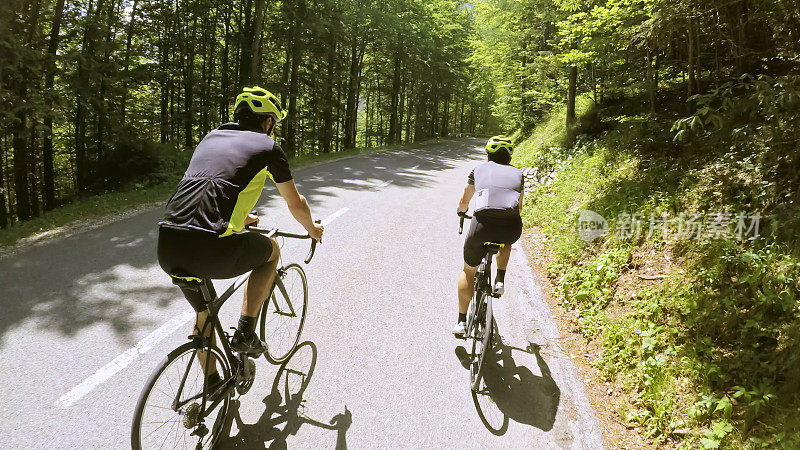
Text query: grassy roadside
514 90 800 448
0 138 448 248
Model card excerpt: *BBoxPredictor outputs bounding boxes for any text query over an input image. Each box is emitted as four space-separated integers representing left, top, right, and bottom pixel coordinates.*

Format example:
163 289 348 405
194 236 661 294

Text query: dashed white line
376 180 393 188
57 310 195 408
321 207 349 226
58 207 350 408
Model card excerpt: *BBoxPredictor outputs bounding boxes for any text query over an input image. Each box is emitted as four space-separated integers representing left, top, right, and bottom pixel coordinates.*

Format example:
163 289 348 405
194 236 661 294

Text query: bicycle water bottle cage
483 242 503 255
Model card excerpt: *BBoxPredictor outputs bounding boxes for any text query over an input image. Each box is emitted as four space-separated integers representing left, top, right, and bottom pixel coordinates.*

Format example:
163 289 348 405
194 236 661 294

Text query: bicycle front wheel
470 294 493 392
260 263 308 364
131 342 231 450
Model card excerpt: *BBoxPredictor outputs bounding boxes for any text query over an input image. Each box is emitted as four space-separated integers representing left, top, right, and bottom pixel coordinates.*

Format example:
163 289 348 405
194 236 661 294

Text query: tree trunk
388 40 402 144
13 95 31 220
430 90 438 137
238 0 253 86
687 16 696 98
440 94 449 137
96 0 118 165
75 0 101 192
343 35 360 149
184 15 197 149
566 66 578 126
43 0 68 210
159 22 170 143
414 86 426 141
120 0 138 121
321 39 335 153
405 80 413 143
250 0 266 82
285 24 300 158
0 141 7 228
647 50 656 115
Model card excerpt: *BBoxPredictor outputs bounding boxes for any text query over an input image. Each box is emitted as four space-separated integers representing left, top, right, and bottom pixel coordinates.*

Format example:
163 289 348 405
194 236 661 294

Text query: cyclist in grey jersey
454 136 524 337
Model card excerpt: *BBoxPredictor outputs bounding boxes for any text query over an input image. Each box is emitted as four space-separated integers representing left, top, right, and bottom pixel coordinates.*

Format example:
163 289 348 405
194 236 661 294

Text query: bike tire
131 341 231 450
260 263 308 364
470 293 493 392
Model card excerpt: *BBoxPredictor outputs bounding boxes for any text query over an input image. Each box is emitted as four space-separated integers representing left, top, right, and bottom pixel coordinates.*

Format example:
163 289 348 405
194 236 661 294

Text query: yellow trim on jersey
220 168 272 237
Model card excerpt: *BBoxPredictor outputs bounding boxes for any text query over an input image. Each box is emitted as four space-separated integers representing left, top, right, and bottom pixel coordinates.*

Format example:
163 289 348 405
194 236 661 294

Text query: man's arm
276 180 324 240
459 184 475 213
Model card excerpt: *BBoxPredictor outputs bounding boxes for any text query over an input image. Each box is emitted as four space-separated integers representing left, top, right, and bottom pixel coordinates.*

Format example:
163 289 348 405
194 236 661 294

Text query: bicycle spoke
261 265 307 362
134 345 229 450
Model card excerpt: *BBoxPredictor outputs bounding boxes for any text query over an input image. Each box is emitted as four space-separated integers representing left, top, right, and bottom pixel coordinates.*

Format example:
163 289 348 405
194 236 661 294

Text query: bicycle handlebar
247 223 320 264
457 210 472 234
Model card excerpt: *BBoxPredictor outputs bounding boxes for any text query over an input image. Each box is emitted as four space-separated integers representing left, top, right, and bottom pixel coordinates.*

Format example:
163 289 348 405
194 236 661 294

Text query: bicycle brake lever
304 239 317 264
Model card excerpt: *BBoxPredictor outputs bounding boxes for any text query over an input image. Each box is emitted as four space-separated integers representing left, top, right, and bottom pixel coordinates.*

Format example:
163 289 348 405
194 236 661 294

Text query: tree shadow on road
456 332 560 435
221 341 352 449
0 138 483 345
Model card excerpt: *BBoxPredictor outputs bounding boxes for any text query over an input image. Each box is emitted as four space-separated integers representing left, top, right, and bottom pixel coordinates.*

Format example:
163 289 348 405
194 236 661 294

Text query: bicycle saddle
483 242 503 255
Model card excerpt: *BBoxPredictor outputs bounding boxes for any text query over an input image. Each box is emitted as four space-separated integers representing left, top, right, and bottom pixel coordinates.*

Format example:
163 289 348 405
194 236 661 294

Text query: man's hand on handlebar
306 222 324 241
244 213 259 227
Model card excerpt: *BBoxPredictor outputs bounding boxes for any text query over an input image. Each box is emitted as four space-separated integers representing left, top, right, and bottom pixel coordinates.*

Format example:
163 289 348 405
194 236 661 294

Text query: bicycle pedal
190 423 208 438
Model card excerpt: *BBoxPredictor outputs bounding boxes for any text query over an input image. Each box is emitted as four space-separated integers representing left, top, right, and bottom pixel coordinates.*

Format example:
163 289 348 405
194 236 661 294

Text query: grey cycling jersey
468 161 523 218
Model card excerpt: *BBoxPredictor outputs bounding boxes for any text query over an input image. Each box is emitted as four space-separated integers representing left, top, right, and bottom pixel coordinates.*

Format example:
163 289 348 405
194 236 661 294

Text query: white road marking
321 207 349 226
58 207 349 408
57 310 195 408
376 180 393 188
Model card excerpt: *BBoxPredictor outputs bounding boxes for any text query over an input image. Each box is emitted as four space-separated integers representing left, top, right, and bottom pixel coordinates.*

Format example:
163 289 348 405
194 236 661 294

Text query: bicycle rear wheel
131 342 231 450
470 293 493 392
260 263 308 364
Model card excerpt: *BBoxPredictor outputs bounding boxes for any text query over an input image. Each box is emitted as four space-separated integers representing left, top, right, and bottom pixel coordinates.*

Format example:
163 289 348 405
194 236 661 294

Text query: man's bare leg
496 244 512 270
195 309 217 377
457 263 478 315
493 244 512 294
242 237 281 316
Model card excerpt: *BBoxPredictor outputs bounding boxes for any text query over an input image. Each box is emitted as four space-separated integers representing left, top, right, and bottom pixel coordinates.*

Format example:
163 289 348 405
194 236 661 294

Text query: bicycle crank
236 357 256 395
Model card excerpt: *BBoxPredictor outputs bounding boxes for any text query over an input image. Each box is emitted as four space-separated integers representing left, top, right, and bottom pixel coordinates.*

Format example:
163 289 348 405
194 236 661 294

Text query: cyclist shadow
221 341 352 449
456 331 560 435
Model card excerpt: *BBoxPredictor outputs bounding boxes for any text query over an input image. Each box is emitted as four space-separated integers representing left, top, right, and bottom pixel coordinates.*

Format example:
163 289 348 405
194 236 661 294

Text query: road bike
131 225 318 450
458 211 502 392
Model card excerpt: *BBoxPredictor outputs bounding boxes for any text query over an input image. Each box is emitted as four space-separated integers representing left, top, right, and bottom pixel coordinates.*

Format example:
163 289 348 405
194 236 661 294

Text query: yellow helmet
485 135 514 154
234 87 287 122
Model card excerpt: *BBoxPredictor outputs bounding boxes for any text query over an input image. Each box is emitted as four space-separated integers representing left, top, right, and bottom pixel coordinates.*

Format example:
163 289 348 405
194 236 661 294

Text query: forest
0 0 495 228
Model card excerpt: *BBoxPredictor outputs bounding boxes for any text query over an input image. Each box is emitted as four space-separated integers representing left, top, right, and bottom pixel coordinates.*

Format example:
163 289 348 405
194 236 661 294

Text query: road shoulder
520 227 655 449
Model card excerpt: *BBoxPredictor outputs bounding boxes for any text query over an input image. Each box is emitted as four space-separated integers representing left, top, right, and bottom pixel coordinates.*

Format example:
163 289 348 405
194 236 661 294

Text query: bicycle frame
169 250 303 427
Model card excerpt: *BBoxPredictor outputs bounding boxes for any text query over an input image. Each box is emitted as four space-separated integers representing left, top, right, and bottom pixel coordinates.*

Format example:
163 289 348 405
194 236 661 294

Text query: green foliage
700 420 734 449
672 75 800 144
0 0 495 228
518 70 800 444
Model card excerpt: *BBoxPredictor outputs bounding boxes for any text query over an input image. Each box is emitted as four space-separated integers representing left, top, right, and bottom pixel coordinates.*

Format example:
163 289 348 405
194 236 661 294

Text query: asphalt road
0 137 604 449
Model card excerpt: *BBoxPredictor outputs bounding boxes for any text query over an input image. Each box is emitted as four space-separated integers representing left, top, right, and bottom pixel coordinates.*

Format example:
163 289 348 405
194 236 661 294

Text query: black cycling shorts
157 226 273 311
463 215 523 267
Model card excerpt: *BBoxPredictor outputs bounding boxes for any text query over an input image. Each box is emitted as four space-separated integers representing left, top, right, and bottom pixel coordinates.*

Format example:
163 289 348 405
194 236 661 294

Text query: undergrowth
517 78 800 448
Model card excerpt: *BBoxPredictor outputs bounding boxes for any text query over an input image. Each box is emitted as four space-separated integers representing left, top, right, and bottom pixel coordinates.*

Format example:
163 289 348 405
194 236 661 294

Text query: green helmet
485 135 514 155
234 87 287 122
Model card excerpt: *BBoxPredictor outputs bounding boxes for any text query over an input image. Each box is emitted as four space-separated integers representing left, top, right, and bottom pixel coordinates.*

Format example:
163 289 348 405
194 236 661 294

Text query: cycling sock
237 314 257 335
496 269 506 283
206 372 222 387
458 313 467 323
